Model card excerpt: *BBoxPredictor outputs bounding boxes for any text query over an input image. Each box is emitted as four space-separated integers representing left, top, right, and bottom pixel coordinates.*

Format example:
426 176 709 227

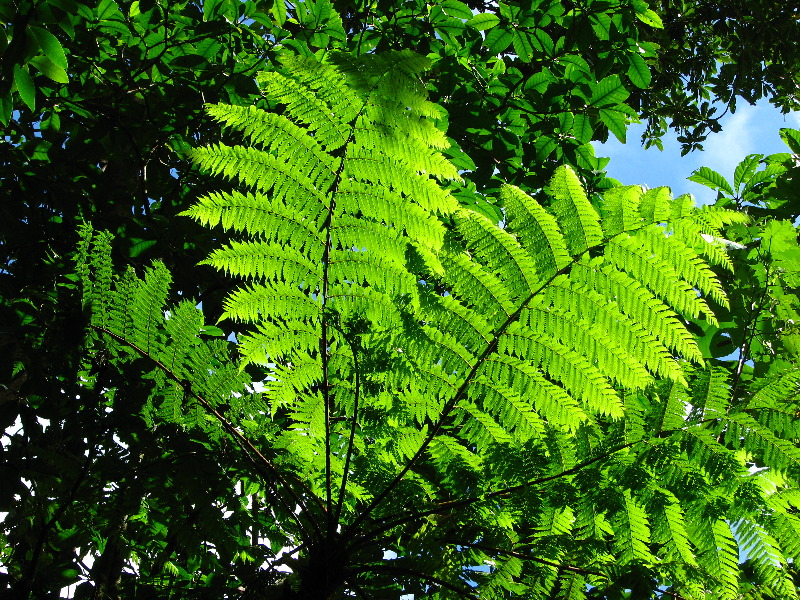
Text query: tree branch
356 563 478 600
90 324 323 541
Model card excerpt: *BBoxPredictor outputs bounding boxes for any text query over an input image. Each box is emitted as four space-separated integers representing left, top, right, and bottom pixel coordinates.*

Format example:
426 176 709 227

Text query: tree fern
76 52 800 598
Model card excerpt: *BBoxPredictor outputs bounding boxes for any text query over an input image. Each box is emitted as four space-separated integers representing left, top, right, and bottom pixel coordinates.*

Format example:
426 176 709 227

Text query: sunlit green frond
653 492 696 565
735 519 795 597
749 368 800 409
500 321 624 418
548 165 604 255
639 225 728 306
129 262 171 354
203 103 337 173
345 149 458 215
183 190 327 240
438 250 515 321
454 208 540 298
500 184 571 278
638 186 672 224
600 184 643 235
335 180 447 249
221 282 322 323
468 377 546 443
204 240 323 285
612 490 652 564
481 355 588 430
606 233 718 325
688 365 730 421
256 70 352 150
569 261 703 364
524 291 664 388
691 518 740 599
188 144 335 208
555 571 586 600
724 412 800 472
454 402 514 449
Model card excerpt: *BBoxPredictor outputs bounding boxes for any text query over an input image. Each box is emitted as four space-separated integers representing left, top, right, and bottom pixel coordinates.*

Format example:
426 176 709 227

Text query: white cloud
694 104 756 181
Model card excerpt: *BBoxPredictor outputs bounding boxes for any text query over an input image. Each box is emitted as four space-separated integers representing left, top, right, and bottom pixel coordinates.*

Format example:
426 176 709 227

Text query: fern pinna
78 52 800 599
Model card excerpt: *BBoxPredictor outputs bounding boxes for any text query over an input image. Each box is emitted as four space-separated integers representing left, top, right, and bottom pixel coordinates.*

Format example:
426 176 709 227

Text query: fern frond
735 519 793 595
690 517 739 599
500 184 571 279
468 377 546 443
454 208 541 298
438 250 515 321
606 233 718 325
600 184 644 236
723 412 800 472
652 491 696 565
687 365 730 421
548 165 604 254
184 190 327 240
203 240 323 283
256 69 352 150
481 355 588 430
499 321 624 418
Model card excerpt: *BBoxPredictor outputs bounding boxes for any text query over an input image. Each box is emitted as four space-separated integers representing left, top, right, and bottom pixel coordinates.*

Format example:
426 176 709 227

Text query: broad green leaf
633 0 664 28
203 0 223 20
271 0 287 26
0 92 11 125
523 68 554 93
441 0 472 20
28 26 68 70
512 31 533 62
627 53 651 89
780 128 800 154
743 163 787 196
129 239 157 257
13 65 35 111
688 167 734 196
29 56 69 84
589 75 629 107
484 27 513 54
97 0 123 20
733 154 762 190
466 13 500 30
572 113 592 144
599 107 628 142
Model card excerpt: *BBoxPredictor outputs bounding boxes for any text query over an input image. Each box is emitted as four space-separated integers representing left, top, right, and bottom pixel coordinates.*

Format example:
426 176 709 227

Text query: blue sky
595 99 800 205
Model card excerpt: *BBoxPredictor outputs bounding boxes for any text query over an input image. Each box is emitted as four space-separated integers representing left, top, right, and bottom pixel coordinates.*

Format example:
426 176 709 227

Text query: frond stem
351 441 637 548
444 542 690 600
354 563 478 600
345 211 716 537
321 116 359 537
91 325 323 541
333 324 361 525
344 247 591 538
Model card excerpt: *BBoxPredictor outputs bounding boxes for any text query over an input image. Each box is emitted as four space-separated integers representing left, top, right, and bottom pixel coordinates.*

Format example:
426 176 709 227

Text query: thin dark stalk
352 441 636 548
443 542 690 600
344 248 591 539
344 209 720 538
91 325 322 541
334 326 361 524
351 417 722 547
320 117 358 538
444 540 603 576
731 256 771 401
357 564 478 600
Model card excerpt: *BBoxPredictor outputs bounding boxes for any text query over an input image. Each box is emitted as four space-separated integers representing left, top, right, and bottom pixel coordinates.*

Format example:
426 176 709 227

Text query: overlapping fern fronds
78 51 800 599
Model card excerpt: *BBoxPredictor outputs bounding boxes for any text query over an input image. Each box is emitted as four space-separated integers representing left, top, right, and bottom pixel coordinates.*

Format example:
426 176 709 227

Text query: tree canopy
2 1 800 599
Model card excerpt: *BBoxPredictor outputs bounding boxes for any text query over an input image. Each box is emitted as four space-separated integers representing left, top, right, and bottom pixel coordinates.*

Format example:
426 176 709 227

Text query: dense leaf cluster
2 1 800 599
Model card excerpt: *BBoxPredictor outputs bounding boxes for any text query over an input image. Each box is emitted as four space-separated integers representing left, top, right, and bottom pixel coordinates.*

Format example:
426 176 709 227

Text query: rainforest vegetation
2 1 800 598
